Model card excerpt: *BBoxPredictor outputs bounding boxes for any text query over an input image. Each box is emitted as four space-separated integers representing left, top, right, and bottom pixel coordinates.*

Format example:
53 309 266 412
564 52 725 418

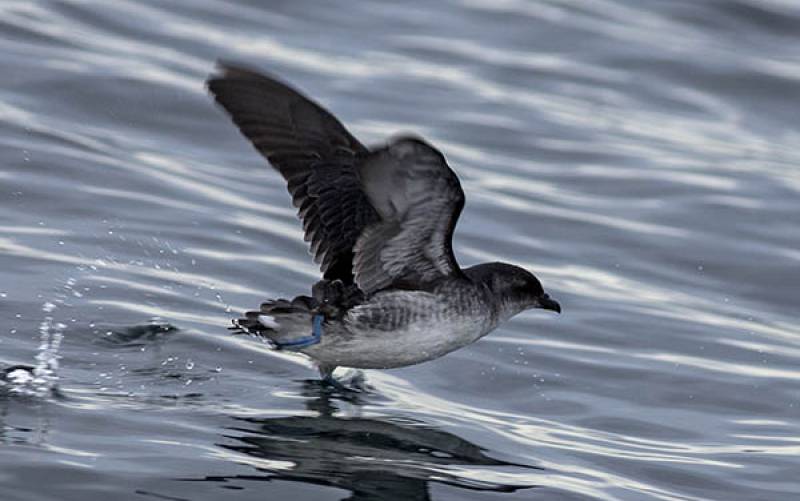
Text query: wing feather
209 65 465 294
207 63 380 282
353 136 465 295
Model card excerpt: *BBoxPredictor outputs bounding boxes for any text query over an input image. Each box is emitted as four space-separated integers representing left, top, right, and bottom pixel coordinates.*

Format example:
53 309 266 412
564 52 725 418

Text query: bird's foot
316 364 368 393
321 373 354 393
321 370 369 393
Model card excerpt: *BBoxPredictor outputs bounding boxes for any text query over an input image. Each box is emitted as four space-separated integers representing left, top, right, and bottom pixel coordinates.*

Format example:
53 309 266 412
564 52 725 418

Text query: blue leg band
274 314 324 350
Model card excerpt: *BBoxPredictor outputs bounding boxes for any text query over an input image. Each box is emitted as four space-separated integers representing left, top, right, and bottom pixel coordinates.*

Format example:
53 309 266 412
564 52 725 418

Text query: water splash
1 300 65 398
32 301 64 397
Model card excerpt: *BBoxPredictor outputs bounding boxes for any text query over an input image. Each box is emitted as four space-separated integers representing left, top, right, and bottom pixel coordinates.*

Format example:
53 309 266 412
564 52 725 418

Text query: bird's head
467 262 561 320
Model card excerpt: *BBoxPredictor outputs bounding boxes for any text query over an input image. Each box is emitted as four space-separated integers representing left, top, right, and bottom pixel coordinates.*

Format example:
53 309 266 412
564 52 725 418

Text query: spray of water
2 299 65 398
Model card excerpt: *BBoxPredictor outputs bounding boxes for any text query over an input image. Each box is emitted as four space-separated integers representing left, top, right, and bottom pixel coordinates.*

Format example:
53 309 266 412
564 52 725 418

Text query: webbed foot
322 373 353 392
317 364 368 393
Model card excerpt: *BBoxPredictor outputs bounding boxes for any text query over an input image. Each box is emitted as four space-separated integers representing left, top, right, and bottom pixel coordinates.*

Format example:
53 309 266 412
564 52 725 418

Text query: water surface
1 0 799 499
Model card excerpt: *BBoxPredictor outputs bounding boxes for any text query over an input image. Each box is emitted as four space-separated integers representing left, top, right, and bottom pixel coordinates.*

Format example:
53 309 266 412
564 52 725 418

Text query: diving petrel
207 63 560 382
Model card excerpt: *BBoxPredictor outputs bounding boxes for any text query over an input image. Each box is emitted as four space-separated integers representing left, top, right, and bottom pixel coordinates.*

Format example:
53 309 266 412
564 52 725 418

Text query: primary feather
208 64 465 294
207 63 379 283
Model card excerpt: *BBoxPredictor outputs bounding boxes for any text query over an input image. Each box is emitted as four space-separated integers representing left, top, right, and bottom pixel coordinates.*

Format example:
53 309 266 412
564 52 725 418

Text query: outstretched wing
207 63 380 282
353 136 465 295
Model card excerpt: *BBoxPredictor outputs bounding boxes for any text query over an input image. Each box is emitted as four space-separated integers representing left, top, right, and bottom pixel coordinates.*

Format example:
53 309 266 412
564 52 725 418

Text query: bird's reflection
194 381 540 500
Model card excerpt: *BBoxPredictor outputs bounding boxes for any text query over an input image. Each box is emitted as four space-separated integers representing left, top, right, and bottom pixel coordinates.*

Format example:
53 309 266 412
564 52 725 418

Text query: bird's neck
466 279 529 325
494 295 530 324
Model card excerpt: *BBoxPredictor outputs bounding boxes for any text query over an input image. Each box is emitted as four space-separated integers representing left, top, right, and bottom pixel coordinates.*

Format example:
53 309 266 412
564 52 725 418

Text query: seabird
207 63 560 383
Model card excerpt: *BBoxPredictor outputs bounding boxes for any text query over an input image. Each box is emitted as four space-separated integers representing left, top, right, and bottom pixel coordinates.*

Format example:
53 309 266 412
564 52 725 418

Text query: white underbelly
309 316 492 369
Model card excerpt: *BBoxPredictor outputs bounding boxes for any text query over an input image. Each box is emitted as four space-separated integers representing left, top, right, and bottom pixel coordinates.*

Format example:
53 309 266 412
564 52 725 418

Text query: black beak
537 294 561 314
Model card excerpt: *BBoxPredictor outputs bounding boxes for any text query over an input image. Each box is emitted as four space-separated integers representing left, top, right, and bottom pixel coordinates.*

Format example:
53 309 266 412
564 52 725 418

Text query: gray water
1 1 799 499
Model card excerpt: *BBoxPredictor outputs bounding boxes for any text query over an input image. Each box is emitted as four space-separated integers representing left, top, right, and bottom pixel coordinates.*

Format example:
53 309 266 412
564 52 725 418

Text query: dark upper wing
353 136 465 295
207 63 380 282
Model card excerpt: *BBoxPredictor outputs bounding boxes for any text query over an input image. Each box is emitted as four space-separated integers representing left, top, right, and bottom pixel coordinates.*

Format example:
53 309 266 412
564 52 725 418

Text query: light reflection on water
1 0 799 499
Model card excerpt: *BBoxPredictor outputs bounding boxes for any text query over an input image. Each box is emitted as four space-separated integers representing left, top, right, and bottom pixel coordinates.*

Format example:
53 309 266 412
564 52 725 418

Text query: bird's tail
232 279 366 350
232 296 321 350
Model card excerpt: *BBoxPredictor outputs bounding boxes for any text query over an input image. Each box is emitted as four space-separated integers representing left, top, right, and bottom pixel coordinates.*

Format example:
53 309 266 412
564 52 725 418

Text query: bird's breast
303 286 497 369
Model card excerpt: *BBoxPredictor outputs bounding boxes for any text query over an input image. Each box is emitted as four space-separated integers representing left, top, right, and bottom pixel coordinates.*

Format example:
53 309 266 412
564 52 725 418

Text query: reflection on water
1 0 799 499
0 390 53 447
200 383 539 500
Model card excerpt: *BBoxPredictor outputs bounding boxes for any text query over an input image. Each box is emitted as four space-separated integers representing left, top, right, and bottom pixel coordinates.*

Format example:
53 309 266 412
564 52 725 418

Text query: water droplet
185 360 194 370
